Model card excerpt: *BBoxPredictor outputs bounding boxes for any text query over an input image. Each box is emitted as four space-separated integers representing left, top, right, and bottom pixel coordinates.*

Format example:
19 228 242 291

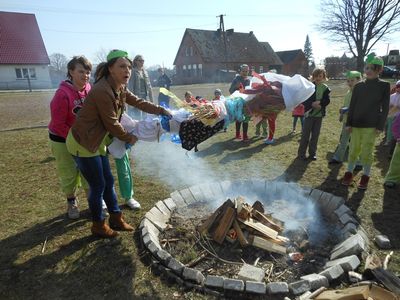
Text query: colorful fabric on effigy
179 119 225 151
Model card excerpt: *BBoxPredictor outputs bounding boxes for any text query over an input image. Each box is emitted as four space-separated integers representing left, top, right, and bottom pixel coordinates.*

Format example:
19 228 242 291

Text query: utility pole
217 14 228 79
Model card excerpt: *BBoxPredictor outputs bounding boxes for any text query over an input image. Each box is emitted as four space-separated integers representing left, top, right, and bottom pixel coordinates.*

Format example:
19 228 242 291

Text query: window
192 64 197 76
185 47 189 57
259 66 264 73
187 65 191 77
183 65 187 77
15 68 36 79
190 47 194 56
198 64 202 77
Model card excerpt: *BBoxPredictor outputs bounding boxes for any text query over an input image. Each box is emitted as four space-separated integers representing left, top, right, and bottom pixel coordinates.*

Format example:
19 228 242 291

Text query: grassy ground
0 80 399 299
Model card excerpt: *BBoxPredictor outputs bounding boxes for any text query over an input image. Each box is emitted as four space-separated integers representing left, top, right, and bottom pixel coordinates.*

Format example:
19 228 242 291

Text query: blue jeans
73 155 120 221
293 116 304 131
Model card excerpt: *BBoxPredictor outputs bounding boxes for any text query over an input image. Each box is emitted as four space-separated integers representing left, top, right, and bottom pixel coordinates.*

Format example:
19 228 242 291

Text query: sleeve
166 75 172 88
229 78 238 94
49 89 70 138
125 89 164 115
302 91 316 113
320 87 331 108
346 85 359 127
392 113 400 141
94 90 133 143
377 82 391 131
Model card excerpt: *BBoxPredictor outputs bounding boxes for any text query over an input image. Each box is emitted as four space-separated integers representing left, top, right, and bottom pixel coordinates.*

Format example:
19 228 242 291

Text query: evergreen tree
304 35 314 67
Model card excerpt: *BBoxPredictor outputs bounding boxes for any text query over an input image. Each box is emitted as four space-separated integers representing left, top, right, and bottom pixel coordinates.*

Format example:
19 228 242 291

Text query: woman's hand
129 134 138 145
160 107 172 118
312 101 321 109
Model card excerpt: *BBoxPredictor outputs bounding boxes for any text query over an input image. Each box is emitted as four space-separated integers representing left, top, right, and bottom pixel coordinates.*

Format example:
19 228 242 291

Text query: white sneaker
67 199 80 219
102 199 109 217
126 198 141 210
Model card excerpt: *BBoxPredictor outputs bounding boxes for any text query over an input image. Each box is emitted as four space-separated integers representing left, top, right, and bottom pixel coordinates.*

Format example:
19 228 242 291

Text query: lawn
0 80 399 299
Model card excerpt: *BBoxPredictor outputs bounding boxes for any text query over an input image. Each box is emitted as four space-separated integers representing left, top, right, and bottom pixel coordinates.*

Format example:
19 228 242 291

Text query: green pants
386 116 394 144
348 128 376 167
385 143 400 183
50 140 88 196
115 152 134 200
255 119 267 135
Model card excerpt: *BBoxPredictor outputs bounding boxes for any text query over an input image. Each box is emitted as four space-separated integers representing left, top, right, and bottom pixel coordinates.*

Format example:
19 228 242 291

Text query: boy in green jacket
342 53 390 189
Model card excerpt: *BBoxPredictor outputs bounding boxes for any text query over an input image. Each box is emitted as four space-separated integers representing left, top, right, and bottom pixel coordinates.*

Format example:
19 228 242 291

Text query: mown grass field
0 80 399 299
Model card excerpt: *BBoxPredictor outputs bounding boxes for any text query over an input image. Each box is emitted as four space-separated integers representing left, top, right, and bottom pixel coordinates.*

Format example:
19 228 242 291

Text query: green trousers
348 128 376 168
50 140 88 196
385 143 400 183
115 152 134 200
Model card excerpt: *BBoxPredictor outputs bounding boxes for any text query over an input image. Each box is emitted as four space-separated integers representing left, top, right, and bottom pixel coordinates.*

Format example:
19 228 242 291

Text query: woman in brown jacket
66 49 170 238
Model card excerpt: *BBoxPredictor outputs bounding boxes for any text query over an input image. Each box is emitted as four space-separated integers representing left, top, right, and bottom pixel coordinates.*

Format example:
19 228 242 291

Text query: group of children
296 53 399 189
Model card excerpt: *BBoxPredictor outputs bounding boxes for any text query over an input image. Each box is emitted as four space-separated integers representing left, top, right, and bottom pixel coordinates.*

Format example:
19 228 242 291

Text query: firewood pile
197 197 289 256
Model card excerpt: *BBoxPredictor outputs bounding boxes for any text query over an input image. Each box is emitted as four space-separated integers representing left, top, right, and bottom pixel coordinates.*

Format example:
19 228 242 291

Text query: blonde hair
311 68 328 81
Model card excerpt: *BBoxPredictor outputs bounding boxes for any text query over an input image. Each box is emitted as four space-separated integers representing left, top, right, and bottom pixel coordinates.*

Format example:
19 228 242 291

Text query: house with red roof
0 11 52 90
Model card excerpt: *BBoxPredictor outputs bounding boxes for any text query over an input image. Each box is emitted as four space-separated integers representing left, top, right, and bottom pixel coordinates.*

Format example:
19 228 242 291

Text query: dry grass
0 80 399 299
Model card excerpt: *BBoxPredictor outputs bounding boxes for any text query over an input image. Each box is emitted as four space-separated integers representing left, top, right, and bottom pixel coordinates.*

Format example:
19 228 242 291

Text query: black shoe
310 155 317 161
354 165 363 172
329 159 341 165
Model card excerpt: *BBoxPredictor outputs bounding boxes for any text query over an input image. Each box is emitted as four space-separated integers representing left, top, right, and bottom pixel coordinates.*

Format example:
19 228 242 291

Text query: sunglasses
137 59 144 62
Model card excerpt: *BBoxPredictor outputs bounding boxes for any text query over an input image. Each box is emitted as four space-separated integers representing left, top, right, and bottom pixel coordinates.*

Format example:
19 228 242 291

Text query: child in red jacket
292 104 305 133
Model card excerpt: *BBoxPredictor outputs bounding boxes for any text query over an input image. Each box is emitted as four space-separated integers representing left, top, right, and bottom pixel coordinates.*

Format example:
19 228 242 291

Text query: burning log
197 197 288 256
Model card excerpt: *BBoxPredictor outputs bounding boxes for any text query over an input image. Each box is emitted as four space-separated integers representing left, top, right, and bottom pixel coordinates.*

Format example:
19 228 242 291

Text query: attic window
190 47 194 56
185 47 189 56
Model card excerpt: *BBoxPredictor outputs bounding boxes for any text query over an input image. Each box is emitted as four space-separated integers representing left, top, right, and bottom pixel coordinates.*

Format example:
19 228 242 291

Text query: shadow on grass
0 213 162 300
275 157 311 182
218 142 267 164
371 186 400 249
374 142 393 177
195 137 253 158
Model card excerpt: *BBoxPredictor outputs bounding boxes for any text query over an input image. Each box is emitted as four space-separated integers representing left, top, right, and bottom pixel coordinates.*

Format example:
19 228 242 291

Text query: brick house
0 11 52 90
173 28 283 85
276 49 309 77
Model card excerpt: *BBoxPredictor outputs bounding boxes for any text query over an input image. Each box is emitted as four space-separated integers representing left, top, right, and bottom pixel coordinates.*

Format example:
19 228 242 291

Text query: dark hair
67 56 92 80
94 57 132 83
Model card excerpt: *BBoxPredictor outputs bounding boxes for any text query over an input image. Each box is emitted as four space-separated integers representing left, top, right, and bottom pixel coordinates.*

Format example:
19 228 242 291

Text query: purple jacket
393 112 400 142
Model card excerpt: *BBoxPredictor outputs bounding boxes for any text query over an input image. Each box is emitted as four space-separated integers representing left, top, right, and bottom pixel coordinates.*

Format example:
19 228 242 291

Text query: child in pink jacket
48 56 92 219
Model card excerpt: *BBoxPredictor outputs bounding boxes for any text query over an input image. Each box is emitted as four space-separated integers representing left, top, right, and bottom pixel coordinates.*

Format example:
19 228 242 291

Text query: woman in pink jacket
48 56 92 219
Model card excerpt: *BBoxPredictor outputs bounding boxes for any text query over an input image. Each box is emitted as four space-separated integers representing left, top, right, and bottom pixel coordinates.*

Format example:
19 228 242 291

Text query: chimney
249 31 253 35
226 29 234 35
217 28 221 35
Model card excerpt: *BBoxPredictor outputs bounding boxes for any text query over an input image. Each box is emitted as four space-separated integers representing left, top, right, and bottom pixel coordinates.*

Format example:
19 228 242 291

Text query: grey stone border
140 180 370 298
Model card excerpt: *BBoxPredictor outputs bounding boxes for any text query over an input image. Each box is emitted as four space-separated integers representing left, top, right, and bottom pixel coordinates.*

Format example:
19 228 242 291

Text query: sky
2 0 400 68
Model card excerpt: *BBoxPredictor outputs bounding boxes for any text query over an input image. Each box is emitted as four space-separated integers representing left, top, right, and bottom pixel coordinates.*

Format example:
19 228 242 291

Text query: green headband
106 49 129 62
365 53 384 66
346 70 362 79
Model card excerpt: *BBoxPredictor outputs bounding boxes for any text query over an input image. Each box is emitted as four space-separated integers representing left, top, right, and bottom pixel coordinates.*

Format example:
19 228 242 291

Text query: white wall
0 64 52 90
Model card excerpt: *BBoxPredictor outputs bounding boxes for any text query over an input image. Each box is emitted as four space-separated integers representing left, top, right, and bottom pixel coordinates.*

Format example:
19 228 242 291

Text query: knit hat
365 53 384 66
346 70 362 79
396 80 400 87
214 89 222 95
106 49 129 62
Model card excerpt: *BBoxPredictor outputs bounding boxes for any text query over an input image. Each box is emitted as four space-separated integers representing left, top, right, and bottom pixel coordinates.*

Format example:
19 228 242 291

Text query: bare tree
320 0 400 71
49 53 68 72
94 48 109 63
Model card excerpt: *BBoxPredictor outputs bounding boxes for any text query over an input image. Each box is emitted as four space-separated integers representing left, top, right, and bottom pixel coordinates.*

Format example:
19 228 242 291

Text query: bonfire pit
140 180 370 299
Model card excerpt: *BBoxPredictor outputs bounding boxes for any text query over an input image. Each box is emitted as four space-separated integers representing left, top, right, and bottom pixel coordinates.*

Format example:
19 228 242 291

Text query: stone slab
209 182 225 201
204 275 225 289
319 264 344 282
182 267 205 285
155 200 171 217
289 280 311 296
179 188 196 205
315 191 334 214
149 206 169 222
170 190 186 207
324 196 345 219
223 278 245 291
246 281 267 294
309 189 324 203
237 264 265 282
220 180 233 196
144 211 168 231
198 183 215 202
266 282 289 295
146 241 161 256
339 213 358 227
163 198 177 212
375 234 391 249
334 204 352 219
156 249 172 265
140 218 160 238
324 255 361 272
331 233 366 260
167 257 184 275
341 223 358 236
189 184 207 202
300 273 329 290
142 232 160 249
250 179 266 195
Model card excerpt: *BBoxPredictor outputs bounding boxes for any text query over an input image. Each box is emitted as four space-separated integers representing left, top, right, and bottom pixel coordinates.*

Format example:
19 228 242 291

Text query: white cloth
108 113 165 159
